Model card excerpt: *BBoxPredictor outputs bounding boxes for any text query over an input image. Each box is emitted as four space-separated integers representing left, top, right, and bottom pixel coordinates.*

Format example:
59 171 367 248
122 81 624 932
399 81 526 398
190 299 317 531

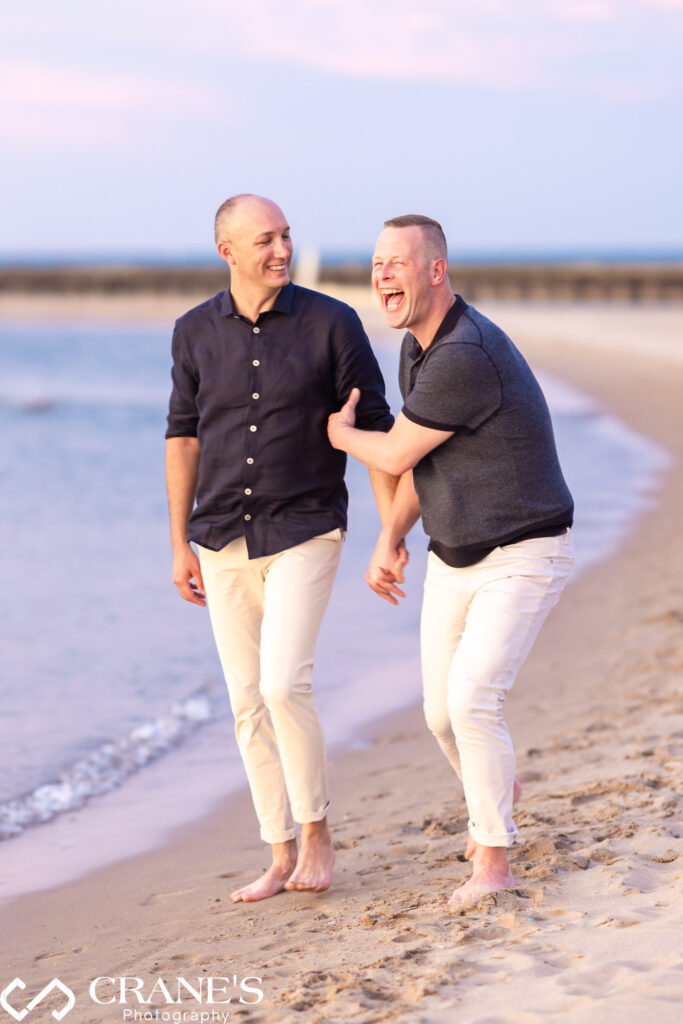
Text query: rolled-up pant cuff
468 822 518 848
293 801 330 826
260 825 298 845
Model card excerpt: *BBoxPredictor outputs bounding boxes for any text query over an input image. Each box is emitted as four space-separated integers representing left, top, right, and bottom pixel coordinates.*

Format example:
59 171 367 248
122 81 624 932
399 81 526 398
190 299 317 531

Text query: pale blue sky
2 0 682 257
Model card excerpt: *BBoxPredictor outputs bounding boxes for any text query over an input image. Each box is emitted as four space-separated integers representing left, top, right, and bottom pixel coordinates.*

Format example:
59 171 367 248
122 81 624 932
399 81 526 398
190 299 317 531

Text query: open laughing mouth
381 288 404 311
267 263 288 273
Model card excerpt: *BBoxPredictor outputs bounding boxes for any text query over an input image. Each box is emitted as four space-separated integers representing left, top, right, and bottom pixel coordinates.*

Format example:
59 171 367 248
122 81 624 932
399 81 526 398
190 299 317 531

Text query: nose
274 234 292 259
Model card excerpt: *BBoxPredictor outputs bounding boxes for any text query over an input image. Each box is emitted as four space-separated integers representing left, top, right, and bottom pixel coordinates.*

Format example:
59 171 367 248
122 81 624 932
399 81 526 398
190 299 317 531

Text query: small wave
0 690 212 841
0 381 168 412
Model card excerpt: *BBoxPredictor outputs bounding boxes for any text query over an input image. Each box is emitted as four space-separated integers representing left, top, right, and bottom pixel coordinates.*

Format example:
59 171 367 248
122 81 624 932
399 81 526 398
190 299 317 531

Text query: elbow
381 451 416 476
167 435 200 450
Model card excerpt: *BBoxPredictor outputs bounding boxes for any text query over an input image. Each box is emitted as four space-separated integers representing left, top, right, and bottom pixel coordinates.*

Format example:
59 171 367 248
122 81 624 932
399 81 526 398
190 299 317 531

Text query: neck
230 282 283 323
412 290 456 350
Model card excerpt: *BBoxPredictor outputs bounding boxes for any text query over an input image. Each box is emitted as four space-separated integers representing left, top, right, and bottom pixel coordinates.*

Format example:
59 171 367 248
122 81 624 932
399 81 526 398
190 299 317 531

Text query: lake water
0 317 670 894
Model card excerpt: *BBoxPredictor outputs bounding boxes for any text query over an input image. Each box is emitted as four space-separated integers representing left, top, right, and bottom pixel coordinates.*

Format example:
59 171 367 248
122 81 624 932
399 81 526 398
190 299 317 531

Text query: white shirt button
246 457 254 465
252 326 260 334
249 425 257 432
252 392 260 400
252 359 260 366
244 513 251 521
244 488 252 495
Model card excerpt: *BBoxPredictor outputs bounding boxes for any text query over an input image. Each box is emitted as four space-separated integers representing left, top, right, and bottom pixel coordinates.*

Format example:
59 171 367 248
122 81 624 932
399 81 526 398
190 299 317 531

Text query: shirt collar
430 293 467 346
220 281 295 319
406 294 468 359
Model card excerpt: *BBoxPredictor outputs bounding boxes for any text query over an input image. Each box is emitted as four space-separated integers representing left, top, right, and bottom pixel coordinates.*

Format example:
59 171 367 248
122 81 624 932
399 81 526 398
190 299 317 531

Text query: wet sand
0 296 681 1023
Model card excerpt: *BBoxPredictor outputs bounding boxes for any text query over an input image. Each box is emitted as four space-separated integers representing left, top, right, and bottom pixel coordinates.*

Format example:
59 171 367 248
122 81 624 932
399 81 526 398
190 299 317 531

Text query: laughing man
327 215 574 907
166 195 395 901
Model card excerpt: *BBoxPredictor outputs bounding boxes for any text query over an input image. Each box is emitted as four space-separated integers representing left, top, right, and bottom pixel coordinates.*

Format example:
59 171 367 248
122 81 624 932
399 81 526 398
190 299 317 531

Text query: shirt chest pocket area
196 354 252 410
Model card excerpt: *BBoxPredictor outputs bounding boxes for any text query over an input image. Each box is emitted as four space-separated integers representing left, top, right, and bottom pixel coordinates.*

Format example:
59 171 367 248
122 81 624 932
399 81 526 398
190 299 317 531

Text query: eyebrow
254 226 291 240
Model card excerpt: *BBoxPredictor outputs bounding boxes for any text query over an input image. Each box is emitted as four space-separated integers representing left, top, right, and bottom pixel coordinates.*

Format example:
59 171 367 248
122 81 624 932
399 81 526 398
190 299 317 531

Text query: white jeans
198 529 343 845
421 530 574 847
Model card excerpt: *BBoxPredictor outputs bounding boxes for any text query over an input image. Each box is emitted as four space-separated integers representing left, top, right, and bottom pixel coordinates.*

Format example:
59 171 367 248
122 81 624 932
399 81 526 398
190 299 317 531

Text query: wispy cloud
0 59 213 144
194 0 683 98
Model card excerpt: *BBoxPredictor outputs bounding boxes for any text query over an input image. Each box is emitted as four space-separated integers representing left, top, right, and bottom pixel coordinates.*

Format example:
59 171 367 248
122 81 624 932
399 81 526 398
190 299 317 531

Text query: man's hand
365 531 410 606
172 543 206 606
327 387 361 449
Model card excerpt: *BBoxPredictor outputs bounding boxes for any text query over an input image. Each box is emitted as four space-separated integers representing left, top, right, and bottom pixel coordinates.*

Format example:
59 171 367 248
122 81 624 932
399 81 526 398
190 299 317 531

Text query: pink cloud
0 60 216 146
195 0 683 98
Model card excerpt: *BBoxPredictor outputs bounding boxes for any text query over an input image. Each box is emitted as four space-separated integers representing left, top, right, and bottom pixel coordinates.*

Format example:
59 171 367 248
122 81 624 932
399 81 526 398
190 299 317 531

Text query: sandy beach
1 295 681 1023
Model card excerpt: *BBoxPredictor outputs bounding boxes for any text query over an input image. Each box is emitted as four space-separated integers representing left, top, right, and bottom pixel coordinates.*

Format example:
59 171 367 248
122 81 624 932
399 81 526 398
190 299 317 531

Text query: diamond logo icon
0 978 76 1021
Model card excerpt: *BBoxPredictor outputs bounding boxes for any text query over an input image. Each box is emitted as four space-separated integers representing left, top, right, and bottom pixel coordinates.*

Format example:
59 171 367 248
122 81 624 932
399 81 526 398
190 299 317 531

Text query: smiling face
217 197 293 298
372 225 439 334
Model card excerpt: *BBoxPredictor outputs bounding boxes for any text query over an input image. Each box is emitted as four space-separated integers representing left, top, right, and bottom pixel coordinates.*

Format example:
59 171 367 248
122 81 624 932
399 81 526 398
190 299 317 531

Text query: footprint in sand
143 887 197 905
35 946 86 960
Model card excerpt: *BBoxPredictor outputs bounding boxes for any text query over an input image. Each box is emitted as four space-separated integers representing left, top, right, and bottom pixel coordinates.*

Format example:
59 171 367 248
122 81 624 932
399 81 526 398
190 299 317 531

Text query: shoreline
1 301 681 1022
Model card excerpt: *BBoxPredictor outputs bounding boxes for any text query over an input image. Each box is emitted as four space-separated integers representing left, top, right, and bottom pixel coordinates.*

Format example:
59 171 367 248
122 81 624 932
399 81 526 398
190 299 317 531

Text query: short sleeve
402 342 502 431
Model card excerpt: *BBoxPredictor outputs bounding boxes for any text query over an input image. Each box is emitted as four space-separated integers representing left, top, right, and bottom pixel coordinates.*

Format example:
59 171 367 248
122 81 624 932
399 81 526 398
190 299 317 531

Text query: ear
430 258 448 287
217 241 236 267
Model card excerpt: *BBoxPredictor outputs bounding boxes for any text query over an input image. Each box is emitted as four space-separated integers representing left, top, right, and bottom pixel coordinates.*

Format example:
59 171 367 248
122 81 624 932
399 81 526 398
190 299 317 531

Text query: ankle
271 839 298 871
300 819 331 847
472 844 511 876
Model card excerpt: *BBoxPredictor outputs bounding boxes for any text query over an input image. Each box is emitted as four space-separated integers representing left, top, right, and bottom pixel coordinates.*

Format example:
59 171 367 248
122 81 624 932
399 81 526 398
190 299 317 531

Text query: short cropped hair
214 194 256 243
383 214 448 263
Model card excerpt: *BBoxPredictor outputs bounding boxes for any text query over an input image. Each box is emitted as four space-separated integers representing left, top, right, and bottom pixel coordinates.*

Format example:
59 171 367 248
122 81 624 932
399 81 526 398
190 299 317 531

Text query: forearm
337 425 405 475
165 437 200 549
368 468 401 525
382 470 421 541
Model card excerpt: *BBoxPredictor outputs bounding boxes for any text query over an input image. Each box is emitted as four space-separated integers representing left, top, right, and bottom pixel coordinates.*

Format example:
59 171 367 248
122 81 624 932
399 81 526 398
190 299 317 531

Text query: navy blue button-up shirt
166 282 394 557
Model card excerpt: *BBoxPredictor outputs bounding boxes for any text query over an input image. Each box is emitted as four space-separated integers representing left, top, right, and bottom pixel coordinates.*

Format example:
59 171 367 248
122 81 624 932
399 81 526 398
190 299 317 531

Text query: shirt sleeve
165 324 200 438
332 306 394 433
402 342 502 431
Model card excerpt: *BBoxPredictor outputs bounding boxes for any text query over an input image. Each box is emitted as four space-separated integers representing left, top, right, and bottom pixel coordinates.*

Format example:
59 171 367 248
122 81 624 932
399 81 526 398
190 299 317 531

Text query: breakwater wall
1 262 682 302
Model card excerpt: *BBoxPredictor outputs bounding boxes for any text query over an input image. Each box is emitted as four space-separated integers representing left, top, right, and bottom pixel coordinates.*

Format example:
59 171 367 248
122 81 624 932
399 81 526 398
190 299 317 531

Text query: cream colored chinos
421 529 574 847
198 529 343 844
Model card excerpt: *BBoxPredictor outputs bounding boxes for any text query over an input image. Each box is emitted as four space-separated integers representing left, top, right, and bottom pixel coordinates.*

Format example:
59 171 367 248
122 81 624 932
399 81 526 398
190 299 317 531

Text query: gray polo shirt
399 295 574 566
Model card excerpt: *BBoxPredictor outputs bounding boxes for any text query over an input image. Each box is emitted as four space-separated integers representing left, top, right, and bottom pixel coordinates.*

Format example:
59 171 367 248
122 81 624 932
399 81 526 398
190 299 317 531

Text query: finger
365 575 399 605
193 565 206 598
365 571 406 602
176 580 206 606
344 387 361 412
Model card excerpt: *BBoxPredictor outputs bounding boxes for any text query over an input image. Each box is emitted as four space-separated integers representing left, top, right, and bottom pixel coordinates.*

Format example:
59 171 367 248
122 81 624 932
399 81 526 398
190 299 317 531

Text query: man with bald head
166 195 394 901
328 215 574 908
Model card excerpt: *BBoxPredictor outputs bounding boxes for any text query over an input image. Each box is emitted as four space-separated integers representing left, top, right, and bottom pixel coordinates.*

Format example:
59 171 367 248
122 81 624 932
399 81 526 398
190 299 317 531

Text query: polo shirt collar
220 281 295 319
430 293 467 347
406 294 468 359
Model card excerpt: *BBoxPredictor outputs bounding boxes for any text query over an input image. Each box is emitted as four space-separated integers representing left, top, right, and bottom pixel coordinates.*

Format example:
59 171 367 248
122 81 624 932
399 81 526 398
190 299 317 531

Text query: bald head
214 195 293 310
214 194 286 244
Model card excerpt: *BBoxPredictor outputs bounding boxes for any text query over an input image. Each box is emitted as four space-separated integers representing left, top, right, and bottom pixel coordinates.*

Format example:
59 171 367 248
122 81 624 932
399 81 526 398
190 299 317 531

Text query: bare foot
231 840 297 903
231 861 296 903
465 777 522 861
284 822 335 893
447 868 516 909
449 845 515 909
